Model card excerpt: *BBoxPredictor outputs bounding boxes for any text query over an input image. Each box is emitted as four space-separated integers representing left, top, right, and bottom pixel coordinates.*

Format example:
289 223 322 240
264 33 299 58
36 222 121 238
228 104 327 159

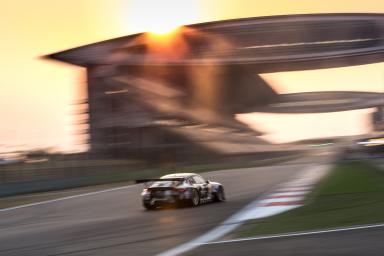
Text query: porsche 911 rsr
137 173 225 210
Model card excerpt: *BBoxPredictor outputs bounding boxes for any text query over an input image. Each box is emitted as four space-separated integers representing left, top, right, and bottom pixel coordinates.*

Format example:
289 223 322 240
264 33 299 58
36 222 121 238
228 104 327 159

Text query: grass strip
240 161 384 237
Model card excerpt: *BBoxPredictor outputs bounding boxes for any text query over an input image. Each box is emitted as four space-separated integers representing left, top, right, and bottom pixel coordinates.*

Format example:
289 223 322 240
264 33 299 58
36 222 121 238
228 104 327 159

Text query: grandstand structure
46 13 384 160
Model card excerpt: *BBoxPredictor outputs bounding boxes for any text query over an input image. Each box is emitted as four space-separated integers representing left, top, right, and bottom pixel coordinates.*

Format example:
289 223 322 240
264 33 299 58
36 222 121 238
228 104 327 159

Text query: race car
137 173 225 210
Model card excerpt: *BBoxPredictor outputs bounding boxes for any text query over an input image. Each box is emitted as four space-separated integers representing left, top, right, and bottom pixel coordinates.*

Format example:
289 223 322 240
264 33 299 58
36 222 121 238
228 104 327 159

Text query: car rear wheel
143 202 156 210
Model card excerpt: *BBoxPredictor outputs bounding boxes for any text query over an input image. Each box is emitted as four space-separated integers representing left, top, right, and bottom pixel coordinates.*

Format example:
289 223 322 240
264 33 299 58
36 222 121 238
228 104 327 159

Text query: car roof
161 173 198 179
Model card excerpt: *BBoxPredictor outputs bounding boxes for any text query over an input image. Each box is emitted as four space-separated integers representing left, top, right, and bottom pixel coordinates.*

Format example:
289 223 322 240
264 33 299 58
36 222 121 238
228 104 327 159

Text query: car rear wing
136 178 185 188
135 178 185 184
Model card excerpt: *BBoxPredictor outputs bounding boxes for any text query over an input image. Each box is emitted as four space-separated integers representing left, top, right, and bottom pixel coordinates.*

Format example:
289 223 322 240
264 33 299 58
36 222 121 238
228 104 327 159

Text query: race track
190 224 384 256
0 152 333 256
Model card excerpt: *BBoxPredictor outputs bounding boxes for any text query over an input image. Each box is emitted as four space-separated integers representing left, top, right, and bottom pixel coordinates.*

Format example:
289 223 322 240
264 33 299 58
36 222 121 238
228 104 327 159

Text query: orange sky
1 0 384 153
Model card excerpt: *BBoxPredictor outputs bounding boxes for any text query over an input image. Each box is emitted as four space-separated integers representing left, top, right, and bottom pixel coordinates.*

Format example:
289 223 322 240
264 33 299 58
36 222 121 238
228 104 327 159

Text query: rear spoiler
135 178 185 184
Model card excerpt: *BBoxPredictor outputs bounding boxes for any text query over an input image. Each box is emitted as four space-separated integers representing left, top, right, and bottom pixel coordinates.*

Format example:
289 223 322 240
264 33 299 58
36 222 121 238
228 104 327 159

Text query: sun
122 0 201 34
147 21 181 35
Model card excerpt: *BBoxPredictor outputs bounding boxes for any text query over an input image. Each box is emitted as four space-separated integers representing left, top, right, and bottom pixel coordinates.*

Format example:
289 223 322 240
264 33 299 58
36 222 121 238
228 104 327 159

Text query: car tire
189 189 200 207
143 202 156 210
214 186 226 202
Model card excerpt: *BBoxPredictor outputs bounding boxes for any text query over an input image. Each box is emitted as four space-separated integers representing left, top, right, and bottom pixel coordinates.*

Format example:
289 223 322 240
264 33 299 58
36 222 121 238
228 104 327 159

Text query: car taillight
174 188 187 193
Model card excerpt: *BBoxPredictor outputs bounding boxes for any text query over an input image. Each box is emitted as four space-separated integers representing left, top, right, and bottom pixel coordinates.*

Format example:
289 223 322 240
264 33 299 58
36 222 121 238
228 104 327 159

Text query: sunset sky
1 0 384 153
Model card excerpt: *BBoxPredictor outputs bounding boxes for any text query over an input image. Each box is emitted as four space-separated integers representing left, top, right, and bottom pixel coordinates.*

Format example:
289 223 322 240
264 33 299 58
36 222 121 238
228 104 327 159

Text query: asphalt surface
0 151 333 256
189 226 384 256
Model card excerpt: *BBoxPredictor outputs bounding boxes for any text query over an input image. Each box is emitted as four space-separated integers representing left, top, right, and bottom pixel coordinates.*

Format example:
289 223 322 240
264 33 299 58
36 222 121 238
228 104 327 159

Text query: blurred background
1 0 384 154
2 2 384 256
1 0 384 194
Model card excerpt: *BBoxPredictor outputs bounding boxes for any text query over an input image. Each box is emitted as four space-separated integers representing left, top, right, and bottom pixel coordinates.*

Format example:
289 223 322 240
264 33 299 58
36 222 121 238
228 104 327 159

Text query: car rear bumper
143 196 190 207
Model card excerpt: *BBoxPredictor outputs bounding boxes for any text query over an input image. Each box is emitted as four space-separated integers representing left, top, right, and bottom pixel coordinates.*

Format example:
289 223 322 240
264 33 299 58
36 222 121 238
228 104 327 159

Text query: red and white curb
157 164 331 256
237 165 329 221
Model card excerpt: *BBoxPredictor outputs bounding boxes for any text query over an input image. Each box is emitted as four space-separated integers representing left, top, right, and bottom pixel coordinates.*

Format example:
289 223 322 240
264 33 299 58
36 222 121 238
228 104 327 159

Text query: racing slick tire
189 189 200 207
213 186 226 202
143 201 156 210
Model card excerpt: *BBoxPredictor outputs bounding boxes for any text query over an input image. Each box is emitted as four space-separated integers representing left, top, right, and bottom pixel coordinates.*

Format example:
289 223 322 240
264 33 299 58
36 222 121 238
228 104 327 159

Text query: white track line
0 185 136 212
258 197 304 204
202 223 384 245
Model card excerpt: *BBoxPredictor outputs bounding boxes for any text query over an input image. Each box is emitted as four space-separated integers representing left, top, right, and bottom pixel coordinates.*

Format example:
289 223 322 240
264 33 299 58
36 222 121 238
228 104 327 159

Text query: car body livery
137 173 225 210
